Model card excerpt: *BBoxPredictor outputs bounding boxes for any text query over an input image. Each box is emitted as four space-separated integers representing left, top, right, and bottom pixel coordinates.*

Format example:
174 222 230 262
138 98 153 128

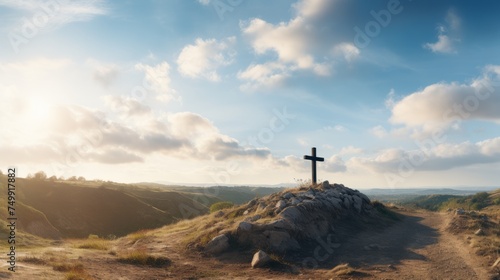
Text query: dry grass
19 255 47 265
117 250 171 267
449 205 500 263
126 229 153 242
331 263 356 275
77 240 110 250
76 236 110 250
52 262 92 279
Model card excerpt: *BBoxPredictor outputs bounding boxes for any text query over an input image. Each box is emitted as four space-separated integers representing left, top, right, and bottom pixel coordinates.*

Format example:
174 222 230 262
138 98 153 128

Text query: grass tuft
117 251 171 267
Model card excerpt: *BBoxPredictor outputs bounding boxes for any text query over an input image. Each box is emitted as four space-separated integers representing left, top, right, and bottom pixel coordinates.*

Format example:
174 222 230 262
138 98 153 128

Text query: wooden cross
303 147 324 185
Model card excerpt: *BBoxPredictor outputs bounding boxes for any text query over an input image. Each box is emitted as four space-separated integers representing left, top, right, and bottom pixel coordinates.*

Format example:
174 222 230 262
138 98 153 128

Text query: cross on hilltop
303 147 324 185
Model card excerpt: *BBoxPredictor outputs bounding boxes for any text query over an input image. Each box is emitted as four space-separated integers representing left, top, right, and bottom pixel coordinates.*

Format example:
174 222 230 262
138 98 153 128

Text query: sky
0 0 499 188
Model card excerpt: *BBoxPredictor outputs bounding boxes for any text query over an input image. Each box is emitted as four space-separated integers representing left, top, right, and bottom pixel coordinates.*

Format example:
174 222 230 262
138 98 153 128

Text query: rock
238 222 252 232
205 234 229 255
276 200 287 210
322 180 330 189
455 208 465 215
474 228 484 236
265 219 293 231
251 250 271 268
330 198 343 210
351 195 363 213
290 197 301 205
283 192 294 200
357 192 370 203
265 230 300 252
343 196 351 209
243 210 249 215
280 206 302 223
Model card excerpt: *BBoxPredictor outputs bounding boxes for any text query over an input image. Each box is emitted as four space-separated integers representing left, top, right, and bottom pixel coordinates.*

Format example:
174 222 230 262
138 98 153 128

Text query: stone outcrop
205 234 229 254
205 181 375 255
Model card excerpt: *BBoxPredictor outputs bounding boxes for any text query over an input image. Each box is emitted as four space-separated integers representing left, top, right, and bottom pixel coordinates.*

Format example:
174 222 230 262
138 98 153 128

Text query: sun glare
26 97 52 121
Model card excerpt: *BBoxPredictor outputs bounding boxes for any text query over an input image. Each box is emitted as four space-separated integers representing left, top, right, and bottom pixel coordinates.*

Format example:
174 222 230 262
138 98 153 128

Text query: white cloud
370 125 388 139
350 137 500 174
0 0 108 28
322 155 347 173
332 42 360 63
0 93 272 170
390 66 500 130
103 95 151 117
177 37 236 82
135 62 178 103
237 62 289 91
424 9 461 54
293 0 332 18
339 146 363 156
239 0 340 89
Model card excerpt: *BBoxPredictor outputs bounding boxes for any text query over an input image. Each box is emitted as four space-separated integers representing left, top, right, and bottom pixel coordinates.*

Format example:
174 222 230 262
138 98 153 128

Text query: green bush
209 201 234 213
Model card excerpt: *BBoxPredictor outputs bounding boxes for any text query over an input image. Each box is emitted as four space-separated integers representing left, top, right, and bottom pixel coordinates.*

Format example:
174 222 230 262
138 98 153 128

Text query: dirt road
324 209 495 280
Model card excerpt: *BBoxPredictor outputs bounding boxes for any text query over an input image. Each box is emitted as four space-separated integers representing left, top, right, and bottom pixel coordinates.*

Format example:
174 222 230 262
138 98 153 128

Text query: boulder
322 180 330 189
351 195 363 213
290 197 301 205
238 221 252 232
276 200 287 210
283 192 294 200
265 230 300 252
251 250 271 268
205 234 229 255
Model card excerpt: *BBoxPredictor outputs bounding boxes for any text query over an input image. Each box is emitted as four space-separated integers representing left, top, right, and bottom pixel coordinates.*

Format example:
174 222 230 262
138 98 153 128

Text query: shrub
117 251 171 267
209 201 234 213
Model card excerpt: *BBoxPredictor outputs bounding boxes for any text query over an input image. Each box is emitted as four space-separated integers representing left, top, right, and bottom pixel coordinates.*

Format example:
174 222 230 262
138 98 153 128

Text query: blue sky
1 0 499 188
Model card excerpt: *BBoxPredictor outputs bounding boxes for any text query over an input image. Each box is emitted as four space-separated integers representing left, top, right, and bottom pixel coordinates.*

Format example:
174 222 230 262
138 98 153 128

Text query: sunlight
26 97 52 122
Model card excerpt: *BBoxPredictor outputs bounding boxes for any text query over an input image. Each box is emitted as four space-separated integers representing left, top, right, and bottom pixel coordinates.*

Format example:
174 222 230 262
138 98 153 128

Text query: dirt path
323 209 493 280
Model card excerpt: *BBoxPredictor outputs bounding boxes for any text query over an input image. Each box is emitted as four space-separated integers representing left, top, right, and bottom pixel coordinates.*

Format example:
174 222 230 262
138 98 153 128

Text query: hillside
0 173 288 239
403 189 500 211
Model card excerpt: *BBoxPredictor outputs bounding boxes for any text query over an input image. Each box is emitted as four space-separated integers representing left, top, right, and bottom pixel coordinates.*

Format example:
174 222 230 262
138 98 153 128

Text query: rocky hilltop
201 181 393 267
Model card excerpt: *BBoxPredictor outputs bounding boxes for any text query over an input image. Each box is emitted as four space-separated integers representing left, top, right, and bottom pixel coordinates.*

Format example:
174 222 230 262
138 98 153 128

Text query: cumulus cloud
390 65 500 130
239 0 346 90
238 62 289 91
135 62 178 103
370 125 388 139
322 155 347 173
0 93 272 171
177 37 236 82
424 9 461 54
350 137 500 174
103 95 151 117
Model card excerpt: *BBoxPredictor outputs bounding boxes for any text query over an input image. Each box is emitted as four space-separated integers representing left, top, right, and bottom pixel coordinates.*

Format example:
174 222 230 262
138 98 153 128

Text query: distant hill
0 174 288 239
402 189 500 211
